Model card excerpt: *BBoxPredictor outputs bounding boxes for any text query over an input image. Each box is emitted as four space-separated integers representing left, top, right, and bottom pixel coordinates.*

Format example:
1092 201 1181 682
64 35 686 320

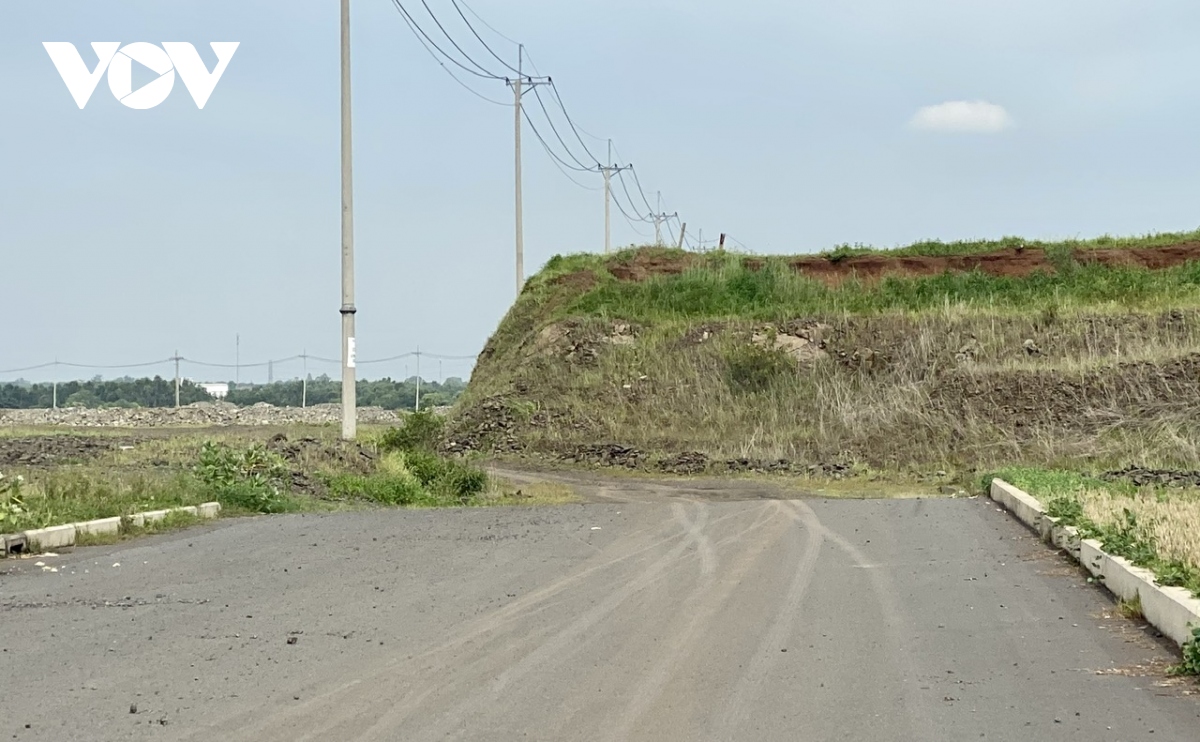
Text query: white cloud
909 100 1014 133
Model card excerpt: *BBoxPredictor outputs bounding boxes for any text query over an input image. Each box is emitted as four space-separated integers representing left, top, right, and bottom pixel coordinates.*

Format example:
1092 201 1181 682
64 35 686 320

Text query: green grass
815 228 1200 259
565 256 1200 323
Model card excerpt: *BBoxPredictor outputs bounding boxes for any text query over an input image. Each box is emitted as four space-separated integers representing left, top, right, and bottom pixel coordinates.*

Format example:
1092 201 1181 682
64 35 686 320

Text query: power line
521 105 595 173
615 169 655 222
394 0 511 105
531 85 596 170
547 80 603 163
389 0 503 80
448 0 522 75
414 0 506 78
629 166 658 215
454 0 521 47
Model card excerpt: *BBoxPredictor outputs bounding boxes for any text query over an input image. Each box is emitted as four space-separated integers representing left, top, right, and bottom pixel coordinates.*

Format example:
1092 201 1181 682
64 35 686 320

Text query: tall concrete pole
604 140 612 254
340 0 358 440
513 46 524 296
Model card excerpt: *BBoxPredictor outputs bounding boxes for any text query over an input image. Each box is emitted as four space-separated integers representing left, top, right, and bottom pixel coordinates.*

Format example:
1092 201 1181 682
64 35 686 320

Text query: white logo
43 42 240 109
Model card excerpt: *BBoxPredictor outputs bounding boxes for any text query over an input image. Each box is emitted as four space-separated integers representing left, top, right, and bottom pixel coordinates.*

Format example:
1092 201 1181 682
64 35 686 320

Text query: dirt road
1 474 1196 740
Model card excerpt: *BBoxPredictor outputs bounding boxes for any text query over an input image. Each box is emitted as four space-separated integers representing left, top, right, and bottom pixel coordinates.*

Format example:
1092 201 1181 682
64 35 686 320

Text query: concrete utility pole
651 191 678 247
599 140 632 254
414 347 421 412
173 350 181 409
507 45 549 296
339 0 358 440
678 221 687 250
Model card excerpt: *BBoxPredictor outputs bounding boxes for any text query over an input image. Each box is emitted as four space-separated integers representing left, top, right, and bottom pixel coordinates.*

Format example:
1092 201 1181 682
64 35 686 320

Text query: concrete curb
1 502 222 556
990 478 1200 650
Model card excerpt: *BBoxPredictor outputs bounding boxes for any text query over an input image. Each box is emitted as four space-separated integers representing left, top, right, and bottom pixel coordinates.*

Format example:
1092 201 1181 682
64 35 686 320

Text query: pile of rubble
0 402 406 428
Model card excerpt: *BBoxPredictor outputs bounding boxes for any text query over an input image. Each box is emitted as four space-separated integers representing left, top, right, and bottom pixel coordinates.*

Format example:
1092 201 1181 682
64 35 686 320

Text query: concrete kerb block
140 509 172 525
173 506 199 517
197 502 221 519
990 479 1045 532
993 480 1200 651
23 524 76 552
74 517 121 537
1 532 27 556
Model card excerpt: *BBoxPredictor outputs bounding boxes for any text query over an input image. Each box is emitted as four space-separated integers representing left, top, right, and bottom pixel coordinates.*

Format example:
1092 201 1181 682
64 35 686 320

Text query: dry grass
458 308 1200 472
1080 487 1200 576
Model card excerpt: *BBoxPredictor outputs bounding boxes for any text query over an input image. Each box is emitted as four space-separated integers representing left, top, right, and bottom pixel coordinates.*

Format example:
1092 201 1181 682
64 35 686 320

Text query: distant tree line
0 375 466 410
227 376 466 410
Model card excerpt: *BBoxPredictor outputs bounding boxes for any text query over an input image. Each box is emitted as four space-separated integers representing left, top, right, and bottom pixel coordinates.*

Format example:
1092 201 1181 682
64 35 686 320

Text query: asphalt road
1 474 1197 741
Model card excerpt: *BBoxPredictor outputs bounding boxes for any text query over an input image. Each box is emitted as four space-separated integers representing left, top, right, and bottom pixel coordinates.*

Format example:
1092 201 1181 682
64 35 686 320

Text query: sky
3 0 1200 384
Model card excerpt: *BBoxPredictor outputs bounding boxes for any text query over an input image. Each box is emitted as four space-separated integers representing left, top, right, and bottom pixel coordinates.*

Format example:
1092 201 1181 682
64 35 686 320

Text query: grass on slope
538 249 1200 324
817 228 1200 259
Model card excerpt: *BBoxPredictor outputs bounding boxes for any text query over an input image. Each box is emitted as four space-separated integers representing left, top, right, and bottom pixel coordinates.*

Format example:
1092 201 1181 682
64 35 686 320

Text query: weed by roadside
991 467 1200 599
1171 627 1200 676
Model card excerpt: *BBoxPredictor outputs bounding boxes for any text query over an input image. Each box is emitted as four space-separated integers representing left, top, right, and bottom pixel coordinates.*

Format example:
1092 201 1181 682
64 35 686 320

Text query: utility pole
173 350 181 409
415 347 421 412
339 0 358 440
678 221 687 250
507 45 549 296
302 350 308 409
235 334 239 384
599 140 632 254
651 191 677 247
268 360 274 384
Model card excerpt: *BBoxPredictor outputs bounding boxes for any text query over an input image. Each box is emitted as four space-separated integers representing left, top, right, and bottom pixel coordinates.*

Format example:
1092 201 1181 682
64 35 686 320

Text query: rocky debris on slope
0 402 404 428
930 353 1200 434
0 435 128 467
656 451 709 474
266 433 376 475
1102 466 1200 488
532 320 640 364
442 399 523 455
559 444 644 469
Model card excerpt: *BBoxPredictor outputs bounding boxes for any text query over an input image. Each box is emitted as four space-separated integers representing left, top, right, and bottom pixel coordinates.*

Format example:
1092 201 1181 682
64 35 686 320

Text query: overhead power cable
520 106 595 174
415 0 505 78
547 81 603 163
615 170 655 222
448 0 523 75
389 0 503 80
531 86 597 170
393 1 510 105
454 0 521 47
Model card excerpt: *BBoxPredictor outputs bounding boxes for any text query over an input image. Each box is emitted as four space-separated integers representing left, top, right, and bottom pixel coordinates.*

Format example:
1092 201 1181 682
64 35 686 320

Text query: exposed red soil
792 243 1200 284
607 249 699 281
598 242 1200 286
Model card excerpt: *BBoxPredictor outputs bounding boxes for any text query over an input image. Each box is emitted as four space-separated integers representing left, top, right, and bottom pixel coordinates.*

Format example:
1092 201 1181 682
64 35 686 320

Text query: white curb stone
74 517 121 537
991 478 1200 651
24 524 77 551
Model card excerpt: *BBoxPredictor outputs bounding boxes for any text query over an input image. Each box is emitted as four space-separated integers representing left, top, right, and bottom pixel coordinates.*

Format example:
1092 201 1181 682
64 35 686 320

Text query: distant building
199 382 230 399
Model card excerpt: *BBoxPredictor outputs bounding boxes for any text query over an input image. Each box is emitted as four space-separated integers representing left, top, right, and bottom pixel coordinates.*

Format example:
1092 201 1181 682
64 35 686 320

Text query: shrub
724 343 792 394
195 442 292 513
1170 627 1200 676
380 410 444 453
0 471 26 527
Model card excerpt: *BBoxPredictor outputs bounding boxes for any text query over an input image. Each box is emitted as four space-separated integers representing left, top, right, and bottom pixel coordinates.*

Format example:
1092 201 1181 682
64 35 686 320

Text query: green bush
1171 627 1200 676
380 410 445 453
725 343 792 394
326 472 425 505
195 442 293 513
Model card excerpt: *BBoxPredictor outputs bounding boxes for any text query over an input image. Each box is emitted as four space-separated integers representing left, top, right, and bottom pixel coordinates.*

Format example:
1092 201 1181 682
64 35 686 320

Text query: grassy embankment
456 230 1200 470
0 415 574 544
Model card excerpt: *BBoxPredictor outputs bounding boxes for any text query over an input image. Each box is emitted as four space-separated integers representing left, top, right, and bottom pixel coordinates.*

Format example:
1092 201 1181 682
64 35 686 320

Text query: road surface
1 473 1197 741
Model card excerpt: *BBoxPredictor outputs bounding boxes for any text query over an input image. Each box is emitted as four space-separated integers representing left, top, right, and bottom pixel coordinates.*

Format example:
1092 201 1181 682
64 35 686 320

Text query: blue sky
3 0 1200 383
